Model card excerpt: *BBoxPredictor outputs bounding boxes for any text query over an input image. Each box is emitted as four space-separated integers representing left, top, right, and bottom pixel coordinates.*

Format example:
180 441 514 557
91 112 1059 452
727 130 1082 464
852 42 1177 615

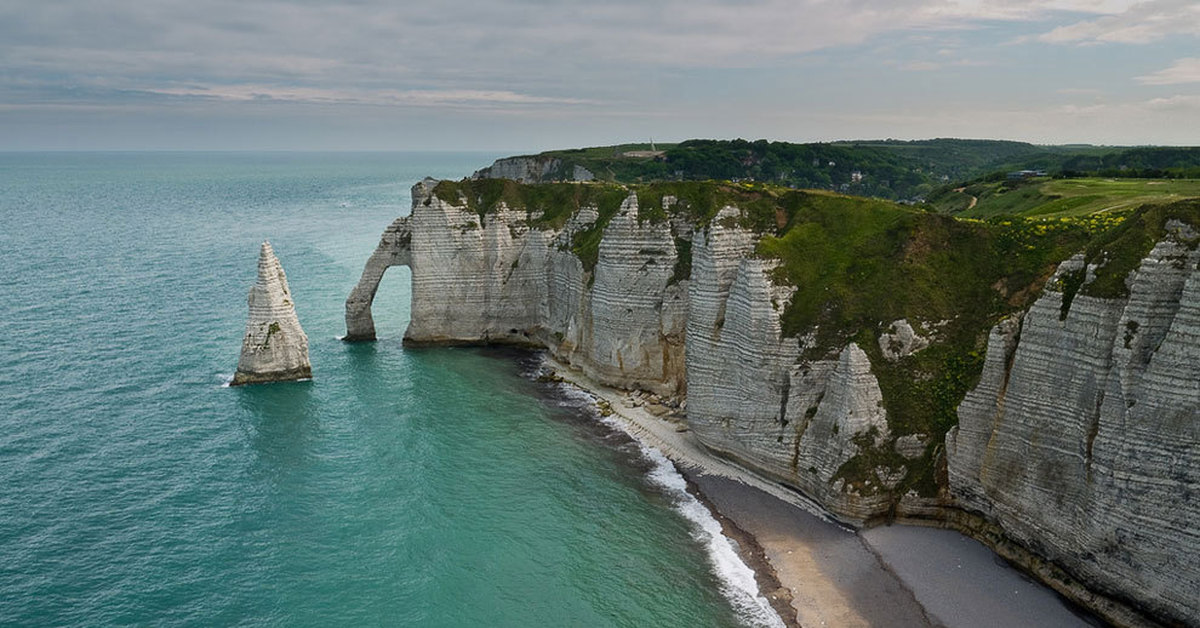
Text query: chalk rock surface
232 242 311 386
472 156 594 183
347 181 1200 627
947 224 1200 627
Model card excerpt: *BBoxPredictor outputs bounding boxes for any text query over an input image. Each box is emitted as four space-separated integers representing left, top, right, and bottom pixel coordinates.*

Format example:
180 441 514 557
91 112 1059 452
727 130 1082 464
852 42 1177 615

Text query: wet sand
690 473 933 628
546 357 1102 628
861 526 1100 628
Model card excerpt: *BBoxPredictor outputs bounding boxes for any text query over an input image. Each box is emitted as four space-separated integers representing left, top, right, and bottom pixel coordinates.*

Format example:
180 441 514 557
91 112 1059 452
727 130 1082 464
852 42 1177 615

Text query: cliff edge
347 179 1199 627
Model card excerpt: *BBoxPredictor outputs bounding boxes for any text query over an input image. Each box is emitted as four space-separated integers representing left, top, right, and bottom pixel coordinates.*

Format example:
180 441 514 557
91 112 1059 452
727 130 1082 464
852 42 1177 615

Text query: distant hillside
927 177 1200 218
474 139 1200 203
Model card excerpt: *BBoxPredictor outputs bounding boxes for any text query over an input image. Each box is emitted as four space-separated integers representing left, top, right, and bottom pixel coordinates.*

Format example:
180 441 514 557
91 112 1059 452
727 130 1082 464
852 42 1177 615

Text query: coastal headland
346 146 1200 628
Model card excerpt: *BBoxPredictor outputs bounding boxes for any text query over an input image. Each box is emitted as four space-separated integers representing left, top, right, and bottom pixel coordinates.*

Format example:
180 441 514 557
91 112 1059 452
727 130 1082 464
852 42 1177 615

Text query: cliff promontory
347 179 1198 627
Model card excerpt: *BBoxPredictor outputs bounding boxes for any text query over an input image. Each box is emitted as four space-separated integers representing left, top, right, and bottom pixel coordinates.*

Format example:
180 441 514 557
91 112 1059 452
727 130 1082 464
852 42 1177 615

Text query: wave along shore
543 356 1100 628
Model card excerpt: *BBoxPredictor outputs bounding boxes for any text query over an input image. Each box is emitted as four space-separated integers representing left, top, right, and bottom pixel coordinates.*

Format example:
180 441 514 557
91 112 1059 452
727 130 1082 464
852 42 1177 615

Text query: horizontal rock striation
587 195 685 394
345 215 413 341
948 224 1200 627
348 181 1200 627
233 242 311 386
472 156 594 183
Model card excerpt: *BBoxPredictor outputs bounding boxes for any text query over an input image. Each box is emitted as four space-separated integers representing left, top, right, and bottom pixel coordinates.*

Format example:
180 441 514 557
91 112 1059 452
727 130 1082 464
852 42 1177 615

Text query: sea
0 152 783 627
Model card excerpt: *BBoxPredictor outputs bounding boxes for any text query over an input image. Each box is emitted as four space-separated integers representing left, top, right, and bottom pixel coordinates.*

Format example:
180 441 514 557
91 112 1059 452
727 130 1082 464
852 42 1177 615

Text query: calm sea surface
0 152 776 627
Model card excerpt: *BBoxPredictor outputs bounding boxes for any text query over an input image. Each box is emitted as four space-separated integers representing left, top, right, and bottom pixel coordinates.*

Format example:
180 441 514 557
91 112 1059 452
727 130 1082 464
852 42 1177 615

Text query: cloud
3 0 1195 148
1142 94 1200 109
1137 58 1200 85
1038 0 1200 44
0 0 1144 87
145 85 595 107
1053 93 1200 115
890 58 987 72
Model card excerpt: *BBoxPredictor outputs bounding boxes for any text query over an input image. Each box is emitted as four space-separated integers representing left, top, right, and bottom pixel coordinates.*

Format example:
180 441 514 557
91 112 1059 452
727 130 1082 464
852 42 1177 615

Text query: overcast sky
2 0 1198 151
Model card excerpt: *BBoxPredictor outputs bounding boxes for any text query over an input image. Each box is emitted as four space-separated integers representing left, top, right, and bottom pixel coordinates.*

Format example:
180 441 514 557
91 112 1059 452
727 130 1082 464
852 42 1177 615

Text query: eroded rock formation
347 181 1199 627
472 156 594 183
947 223 1200 626
232 242 311 386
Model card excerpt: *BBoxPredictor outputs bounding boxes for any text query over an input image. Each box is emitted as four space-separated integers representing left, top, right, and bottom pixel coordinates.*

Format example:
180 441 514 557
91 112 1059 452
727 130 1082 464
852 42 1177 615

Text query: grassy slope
527 143 678 183
430 177 1200 499
485 140 1200 206
929 177 1200 219
501 139 1062 199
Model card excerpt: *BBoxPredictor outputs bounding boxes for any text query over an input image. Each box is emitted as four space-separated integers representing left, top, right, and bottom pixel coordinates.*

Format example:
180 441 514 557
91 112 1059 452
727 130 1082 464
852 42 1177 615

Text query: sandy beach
546 357 1101 628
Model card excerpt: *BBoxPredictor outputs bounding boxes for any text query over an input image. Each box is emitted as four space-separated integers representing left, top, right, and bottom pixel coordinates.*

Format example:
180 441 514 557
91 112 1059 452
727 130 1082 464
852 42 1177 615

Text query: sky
1 0 1198 151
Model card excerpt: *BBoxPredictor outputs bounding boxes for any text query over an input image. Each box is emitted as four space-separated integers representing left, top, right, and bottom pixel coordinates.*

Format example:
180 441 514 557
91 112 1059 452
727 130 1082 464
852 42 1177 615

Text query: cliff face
947 222 1200 626
349 182 686 394
683 213 895 520
348 181 1199 627
472 156 594 183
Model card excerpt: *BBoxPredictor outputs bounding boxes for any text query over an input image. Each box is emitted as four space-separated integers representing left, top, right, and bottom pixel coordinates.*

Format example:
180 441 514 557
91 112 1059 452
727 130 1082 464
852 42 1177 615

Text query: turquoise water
0 153 769 626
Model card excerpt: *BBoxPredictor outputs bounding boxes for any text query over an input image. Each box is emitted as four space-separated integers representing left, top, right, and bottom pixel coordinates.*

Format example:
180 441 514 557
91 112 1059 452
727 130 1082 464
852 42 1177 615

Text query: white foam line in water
217 373 234 388
543 378 785 626
632 434 787 628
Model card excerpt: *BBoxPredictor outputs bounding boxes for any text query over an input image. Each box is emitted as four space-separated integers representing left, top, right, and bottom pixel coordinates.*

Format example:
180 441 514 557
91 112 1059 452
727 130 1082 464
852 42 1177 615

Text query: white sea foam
538 372 787 627
217 373 234 388
636 443 787 628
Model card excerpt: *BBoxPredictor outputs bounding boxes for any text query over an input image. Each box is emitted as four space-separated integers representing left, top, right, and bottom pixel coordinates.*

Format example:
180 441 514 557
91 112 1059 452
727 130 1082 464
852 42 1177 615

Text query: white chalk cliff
232 242 311 386
946 222 1200 627
347 182 1199 627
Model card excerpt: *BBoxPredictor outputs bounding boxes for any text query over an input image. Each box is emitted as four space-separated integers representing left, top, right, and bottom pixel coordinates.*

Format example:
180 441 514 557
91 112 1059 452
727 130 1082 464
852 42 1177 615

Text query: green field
933 177 1200 218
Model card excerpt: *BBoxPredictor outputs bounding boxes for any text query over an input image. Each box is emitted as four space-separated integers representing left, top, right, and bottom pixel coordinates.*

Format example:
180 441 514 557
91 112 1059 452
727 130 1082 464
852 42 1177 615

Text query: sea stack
231 242 312 386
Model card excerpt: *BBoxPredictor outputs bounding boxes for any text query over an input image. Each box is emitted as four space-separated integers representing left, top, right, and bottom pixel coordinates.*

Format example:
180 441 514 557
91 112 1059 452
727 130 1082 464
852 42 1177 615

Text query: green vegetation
753 196 1104 499
820 200 1199 497
432 178 628 228
1078 199 1200 299
482 139 1200 204
671 237 692 285
426 176 1199 499
1009 146 1200 179
928 177 1200 218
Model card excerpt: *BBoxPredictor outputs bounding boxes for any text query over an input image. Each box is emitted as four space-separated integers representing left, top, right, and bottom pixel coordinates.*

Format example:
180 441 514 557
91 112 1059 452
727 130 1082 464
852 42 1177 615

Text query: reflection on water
236 381 321 476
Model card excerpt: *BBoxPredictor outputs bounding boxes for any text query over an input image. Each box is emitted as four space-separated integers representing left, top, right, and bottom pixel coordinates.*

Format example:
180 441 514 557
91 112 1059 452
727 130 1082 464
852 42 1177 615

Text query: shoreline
681 475 800 628
542 355 1103 628
541 356 930 627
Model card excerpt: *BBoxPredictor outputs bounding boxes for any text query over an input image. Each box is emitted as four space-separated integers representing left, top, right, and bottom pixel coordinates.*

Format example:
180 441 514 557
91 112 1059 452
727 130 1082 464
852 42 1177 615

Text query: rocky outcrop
347 182 687 394
946 224 1200 627
348 182 1200 627
232 242 311 386
345 215 412 341
681 212 898 522
472 156 594 183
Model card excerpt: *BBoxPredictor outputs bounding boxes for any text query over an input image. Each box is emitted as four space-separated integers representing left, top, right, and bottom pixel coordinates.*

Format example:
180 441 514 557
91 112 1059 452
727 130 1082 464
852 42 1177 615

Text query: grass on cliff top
432 178 833 274
1076 198 1200 299
434 177 806 229
758 196 1098 477
432 178 629 229
927 177 1200 218
429 177 1199 500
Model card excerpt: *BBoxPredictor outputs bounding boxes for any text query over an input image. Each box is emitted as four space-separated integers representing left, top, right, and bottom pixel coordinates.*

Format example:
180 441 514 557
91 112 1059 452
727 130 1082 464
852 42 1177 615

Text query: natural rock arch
344 216 412 341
